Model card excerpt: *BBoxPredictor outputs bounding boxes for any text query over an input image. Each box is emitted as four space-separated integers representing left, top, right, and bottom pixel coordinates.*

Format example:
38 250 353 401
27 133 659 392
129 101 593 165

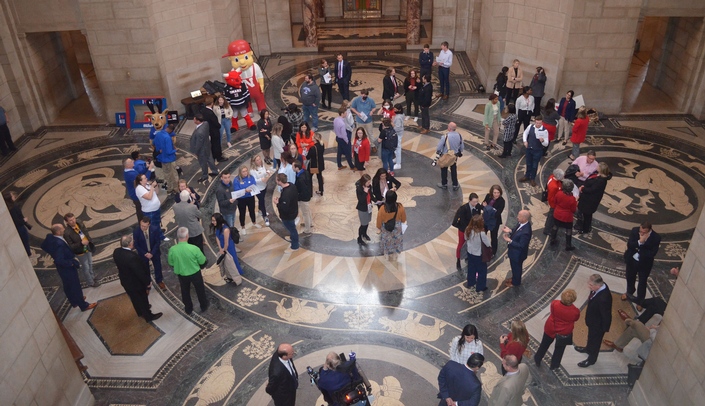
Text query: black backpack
383 204 399 232
229 227 240 244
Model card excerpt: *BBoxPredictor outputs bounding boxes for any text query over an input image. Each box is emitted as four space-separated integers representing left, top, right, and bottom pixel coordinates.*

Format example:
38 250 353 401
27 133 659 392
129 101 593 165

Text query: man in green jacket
168 227 208 315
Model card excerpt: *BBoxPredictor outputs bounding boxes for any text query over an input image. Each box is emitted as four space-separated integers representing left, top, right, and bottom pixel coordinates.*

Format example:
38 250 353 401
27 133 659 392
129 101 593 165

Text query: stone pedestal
406 0 421 45
303 0 318 47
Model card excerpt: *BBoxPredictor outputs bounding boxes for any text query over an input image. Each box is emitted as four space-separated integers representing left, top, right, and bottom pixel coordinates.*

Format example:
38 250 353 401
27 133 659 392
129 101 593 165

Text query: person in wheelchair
317 352 366 406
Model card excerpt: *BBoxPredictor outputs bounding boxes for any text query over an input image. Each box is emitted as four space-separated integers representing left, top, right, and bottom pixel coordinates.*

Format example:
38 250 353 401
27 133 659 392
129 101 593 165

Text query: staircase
316 17 408 53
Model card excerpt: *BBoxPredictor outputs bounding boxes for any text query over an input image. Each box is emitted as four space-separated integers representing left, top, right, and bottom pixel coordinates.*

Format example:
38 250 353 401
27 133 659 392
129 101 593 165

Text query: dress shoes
209 172 219 177
420 129 430 134
217 157 229 163
603 339 623 352
518 177 529 182
437 183 448 189
158 282 166 289
620 293 628 301
147 312 163 322
577 359 594 368
573 346 587 353
530 180 537 187
82 302 98 311
338 166 347 170
442 95 448 100
197 176 208 183
452 184 460 191
617 309 630 321
504 279 515 288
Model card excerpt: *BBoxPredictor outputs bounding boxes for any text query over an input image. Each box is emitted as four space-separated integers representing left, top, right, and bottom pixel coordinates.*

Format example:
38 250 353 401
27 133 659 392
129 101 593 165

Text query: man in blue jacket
502 210 532 287
41 224 97 311
153 127 179 195
132 217 166 289
437 353 484 406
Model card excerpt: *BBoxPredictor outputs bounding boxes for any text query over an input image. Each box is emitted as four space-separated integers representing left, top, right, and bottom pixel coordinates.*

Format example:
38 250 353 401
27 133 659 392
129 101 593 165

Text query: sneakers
163 237 171 241
241 228 247 235
284 247 299 254
265 217 270 227
254 223 262 229
394 164 401 170
452 184 460 191
437 183 448 189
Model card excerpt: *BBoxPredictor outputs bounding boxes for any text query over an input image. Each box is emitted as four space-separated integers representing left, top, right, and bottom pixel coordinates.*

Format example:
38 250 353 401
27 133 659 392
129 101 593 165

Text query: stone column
406 0 421 45
303 0 318 47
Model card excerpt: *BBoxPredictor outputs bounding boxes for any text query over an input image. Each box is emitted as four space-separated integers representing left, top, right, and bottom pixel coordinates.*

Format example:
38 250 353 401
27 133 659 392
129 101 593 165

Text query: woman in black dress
483 184 505 256
306 132 326 195
257 110 273 164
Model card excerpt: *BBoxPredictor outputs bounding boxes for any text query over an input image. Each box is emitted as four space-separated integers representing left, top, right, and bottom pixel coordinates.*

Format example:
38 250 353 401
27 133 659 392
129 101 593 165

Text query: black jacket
578 173 612 214
295 170 313 202
265 352 298 406
372 174 401 203
215 180 237 213
113 248 151 292
378 126 398 151
624 227 661 270
420 82 433 107
356 180 371 212
452 203 482 232
63 221 95 255
586 284 613 333
382 75 399 100
277 183 299 221
306 141 325 172
483 194 505 226
199 106 221 139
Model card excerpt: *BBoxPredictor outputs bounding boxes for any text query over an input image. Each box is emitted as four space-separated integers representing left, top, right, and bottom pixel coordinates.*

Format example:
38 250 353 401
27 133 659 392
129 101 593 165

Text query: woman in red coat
569 107 588 160
499 319 529 375
543 168 564 235
550 179 577 251
533 289 581 369
352 127 371 171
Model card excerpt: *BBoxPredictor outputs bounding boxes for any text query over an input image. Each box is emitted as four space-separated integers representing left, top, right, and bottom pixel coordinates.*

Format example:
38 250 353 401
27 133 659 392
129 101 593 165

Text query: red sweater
544 300 580 338
553 190 577 222
570 117 589 144
500 333 527 361
354 138 371 162
546 175 561 209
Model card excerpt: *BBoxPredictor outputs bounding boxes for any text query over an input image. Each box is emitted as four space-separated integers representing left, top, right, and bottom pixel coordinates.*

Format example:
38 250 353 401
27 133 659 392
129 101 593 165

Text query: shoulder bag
437 135 458 168
309 144 320 174
552 301 572 345
541 177 552 202
383 204 399 232
480 234 493 263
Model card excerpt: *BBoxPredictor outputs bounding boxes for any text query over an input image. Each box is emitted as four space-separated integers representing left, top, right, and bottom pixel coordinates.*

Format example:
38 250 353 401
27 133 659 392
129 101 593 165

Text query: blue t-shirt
233 175 257 198
351 96 376 124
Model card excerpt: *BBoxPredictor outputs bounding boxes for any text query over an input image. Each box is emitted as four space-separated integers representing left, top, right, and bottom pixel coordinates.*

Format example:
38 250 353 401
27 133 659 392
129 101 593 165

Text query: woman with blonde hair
499 319 529 375
233 165 258 233
270 122 285 170
249 155 271 227
213 95 234 148
465 214 491 292
534 289 580 369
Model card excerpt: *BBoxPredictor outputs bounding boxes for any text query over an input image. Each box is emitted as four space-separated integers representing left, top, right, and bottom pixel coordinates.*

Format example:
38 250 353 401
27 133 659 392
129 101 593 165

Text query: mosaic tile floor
3 51 697 406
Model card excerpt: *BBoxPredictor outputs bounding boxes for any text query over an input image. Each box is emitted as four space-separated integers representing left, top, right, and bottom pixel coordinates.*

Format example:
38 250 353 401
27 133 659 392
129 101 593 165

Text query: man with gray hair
502 210 532 287
167 227 208 315
490 355 529 406
436 122 463 191
574 273 612 367
113 235 162 321
173 189 205 252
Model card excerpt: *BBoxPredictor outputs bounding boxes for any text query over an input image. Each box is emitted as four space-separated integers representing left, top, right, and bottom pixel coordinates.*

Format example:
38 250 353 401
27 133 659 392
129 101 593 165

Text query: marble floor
3 50 699 406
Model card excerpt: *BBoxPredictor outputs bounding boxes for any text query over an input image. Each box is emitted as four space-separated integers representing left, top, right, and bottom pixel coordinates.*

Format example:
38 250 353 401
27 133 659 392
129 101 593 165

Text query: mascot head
146 99 167 131
223 70 243 88
222 39 254 71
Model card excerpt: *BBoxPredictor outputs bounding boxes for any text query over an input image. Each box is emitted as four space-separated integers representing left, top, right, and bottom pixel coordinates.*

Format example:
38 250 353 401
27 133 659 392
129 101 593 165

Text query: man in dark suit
200 96 228 163
334 53 352 101
437 353 484 406
41 224 96 311
266 343 298 406
419 74 433 134
575 273 613 367
623 222 661 304
502 210 532 287
113 235 162 321
190 114 218 183
452 193 482 271
133 216 165 289
382 67 400 101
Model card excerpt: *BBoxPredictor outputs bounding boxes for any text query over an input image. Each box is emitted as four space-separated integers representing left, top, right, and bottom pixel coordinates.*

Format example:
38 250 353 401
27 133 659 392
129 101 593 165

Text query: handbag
552 302 572 345
437 136 458 168
541 177 552 202
309 145 320 174
480 239 493 263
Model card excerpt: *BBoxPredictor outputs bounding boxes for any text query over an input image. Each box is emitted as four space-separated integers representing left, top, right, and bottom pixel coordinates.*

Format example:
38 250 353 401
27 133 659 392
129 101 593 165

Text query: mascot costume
222 40 266 112
223 70 257 131
146 99 181 186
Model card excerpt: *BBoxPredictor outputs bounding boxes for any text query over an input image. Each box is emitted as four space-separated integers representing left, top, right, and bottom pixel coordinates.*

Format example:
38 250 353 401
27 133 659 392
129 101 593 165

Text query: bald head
448 122 457 131
277 343 295 360
518 210 531 224
51 224 65 236
123 158 134 169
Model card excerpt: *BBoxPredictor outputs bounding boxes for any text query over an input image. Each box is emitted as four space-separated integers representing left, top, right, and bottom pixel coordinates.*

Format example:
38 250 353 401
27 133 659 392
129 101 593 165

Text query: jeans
572 142 580 158
440 163 458 186
77 252 95 285
302 104 319 129
466 254 488 291
223 212 235 228
282 219 300 249
394 134 403 167
438 67 450 96
524 147 543 180
381 148 395 171
220 117 232 143
144 210 162 229
336 138 353 168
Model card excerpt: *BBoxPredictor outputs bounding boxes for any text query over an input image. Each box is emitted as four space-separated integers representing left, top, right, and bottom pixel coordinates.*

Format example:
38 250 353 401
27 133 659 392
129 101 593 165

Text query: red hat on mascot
222 40 251 58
